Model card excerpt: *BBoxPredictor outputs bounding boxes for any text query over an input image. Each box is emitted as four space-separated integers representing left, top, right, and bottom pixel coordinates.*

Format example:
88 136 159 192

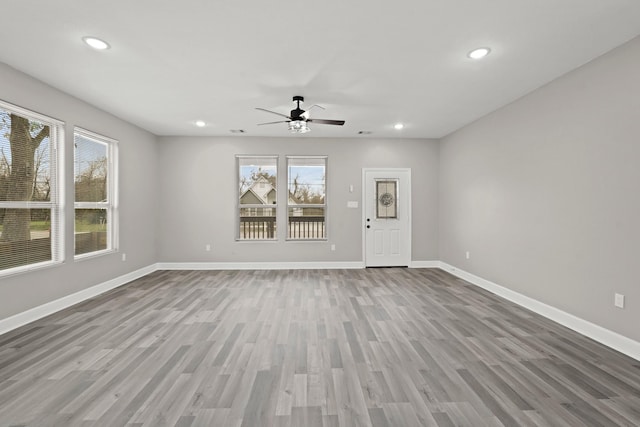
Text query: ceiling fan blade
257 120 290 126
255 107 291 119
307 119 345 126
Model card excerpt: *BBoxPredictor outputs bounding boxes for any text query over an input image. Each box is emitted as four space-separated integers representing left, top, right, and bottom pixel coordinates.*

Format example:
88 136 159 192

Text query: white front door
363 168 411 267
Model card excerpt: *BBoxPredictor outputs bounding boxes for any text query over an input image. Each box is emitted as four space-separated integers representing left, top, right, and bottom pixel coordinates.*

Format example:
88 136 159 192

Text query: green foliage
75 222 107 233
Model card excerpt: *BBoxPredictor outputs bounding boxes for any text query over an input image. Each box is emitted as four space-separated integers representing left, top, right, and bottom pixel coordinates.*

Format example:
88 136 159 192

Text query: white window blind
74 128 118 257
0 99 64 276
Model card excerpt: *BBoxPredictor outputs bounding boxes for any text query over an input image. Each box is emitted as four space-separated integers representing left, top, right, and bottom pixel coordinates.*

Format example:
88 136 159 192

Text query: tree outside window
0 101 62 274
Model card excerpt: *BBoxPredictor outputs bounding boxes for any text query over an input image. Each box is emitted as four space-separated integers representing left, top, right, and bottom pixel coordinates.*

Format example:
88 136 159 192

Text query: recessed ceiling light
195 120 206 127
394 123 404 130
468 47 490 59
82 36 110 50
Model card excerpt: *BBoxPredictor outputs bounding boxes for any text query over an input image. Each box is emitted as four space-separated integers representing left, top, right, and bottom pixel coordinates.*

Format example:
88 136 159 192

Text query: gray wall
4 33 639 348
0 63 159 320
439 37 640 342
156 136 439 263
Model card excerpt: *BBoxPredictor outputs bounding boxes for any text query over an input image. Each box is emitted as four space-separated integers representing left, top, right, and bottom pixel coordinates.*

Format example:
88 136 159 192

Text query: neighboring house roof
288 194 301 205
249 177 272 201
240 176 278 205
240 188 264 205
240 176 303 205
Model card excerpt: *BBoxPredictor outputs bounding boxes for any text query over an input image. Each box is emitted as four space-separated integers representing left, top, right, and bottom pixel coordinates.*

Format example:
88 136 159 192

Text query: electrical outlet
614 293 625 309
331 244 336 251
465 251 470 260
205 244 211 251
121 253 126 262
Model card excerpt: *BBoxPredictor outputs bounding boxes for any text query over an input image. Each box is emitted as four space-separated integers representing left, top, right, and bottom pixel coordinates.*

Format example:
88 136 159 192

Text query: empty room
1 1 640 426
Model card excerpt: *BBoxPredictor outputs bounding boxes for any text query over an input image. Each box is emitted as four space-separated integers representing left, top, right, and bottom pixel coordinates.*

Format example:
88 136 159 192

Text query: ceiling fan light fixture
257 96 343 132
289 120 310 134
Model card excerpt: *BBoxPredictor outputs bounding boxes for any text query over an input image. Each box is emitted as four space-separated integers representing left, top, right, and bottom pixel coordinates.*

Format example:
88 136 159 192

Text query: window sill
0 260 64 279
74 248 116 262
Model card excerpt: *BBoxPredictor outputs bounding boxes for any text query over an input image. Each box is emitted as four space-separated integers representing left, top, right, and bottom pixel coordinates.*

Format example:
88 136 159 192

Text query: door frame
362 168 412 267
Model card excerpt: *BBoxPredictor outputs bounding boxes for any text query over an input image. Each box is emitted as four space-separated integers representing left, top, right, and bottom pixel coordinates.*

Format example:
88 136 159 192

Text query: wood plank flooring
1 268 639 426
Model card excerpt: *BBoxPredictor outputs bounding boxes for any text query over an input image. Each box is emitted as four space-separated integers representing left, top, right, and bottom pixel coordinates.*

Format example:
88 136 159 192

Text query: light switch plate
614 293 625 308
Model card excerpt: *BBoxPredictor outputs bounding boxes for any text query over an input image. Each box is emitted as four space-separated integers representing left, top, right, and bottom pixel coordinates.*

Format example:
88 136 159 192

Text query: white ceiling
2 1 640 139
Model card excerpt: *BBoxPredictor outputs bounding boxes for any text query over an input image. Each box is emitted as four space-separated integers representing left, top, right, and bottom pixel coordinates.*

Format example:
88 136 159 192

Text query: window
238 156 277 240
287 156 327 240
74 128 117 257
0 100 63 275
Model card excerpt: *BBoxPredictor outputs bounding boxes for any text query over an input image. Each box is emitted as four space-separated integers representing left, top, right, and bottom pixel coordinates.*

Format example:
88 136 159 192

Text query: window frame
73 127 118 259
236 155 278 241
286 155 328 241
0 99 65 277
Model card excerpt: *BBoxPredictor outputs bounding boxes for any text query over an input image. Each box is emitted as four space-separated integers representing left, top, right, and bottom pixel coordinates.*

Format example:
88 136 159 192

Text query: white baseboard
438 262 640 362
157 261 366 270
159 260 439 270
0 264 158 337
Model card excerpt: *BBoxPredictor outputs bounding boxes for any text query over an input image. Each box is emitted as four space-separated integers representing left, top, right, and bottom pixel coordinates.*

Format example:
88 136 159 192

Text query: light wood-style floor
1 268 639 426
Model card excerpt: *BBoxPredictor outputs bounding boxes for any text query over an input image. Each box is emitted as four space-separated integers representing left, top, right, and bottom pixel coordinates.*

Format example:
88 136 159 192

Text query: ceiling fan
256 96 345 133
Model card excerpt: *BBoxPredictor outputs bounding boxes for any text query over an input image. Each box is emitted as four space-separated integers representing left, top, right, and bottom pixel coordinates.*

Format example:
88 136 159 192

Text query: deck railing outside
239 216 276 239
239 216 326 239
287 216 325 239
